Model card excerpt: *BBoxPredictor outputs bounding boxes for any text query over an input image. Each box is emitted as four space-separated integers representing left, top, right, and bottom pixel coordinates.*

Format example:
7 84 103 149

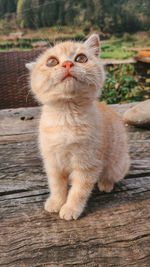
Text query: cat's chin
61 76 78 89
62 76 77 82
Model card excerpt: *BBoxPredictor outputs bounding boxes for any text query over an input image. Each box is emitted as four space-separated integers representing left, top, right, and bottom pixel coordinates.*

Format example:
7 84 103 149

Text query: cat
26 34 130 220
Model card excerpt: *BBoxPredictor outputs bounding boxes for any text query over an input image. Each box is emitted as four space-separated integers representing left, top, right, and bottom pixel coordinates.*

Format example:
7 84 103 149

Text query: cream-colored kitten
26 34 130 220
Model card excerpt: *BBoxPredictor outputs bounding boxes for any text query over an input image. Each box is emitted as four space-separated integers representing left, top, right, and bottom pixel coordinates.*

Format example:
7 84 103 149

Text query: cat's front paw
44 197 65 213
59 204 82 220
98 180 114 193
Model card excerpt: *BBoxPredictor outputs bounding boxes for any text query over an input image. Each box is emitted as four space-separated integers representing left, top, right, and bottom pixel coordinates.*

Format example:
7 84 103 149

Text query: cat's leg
98 175 114 193
44 164 68 213
59 169 99 220
98 154 130 193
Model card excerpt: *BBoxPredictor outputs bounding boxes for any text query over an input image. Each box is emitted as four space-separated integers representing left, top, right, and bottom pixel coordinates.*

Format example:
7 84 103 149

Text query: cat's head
26 34 105 105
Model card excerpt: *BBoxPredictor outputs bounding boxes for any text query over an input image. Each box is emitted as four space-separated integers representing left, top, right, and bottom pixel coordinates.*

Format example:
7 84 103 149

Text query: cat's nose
62 61 74 70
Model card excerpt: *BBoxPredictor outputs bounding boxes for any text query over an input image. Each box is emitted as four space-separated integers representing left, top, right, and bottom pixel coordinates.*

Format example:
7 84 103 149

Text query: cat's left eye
46 57 59 67
75 54 88 63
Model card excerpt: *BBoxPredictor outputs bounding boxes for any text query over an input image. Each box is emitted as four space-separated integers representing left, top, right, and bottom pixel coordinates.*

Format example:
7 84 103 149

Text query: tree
0 0 146 34
17 0 34 28
0 0 17 18
0 0 7 18
41 0 59 27
57 1 65 25
7 0 18 13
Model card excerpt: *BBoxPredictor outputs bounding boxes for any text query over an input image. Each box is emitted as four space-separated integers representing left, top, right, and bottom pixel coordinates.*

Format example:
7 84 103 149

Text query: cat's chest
39 115 91 148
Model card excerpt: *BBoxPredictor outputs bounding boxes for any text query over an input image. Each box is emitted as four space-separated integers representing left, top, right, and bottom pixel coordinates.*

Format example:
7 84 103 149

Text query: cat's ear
85 34 100 57
25 62 36 71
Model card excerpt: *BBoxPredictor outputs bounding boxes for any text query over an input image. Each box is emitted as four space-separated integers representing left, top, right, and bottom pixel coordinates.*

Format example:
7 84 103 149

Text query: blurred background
0 0 150 108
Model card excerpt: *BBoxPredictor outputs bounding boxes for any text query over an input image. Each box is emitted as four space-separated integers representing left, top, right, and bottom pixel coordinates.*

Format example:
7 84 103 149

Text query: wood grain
0 103 150 267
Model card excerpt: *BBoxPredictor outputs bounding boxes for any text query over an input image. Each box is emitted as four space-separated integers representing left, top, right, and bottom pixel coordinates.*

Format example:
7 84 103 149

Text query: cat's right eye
46 57 59 67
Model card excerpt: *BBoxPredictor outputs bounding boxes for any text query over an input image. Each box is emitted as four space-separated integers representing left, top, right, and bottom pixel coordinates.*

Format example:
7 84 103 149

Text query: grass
0 24 150 59
101 42 136 60
100 32 150 59
0 37 144 58
3 43 136 59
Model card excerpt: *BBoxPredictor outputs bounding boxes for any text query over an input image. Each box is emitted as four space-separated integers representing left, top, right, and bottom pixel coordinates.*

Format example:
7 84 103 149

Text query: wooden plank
0 103 150 266
102 59 136 65
134 55 150 64
0 102 138 137
124 47 150 52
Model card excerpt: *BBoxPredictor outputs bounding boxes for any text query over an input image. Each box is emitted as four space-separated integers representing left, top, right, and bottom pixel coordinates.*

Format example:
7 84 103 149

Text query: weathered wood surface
0 102 150 267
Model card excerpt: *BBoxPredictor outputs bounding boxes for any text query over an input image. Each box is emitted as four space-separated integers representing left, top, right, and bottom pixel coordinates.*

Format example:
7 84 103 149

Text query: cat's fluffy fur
26 34 130 220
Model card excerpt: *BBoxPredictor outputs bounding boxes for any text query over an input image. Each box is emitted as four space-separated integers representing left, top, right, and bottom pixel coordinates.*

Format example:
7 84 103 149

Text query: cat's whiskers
86 74 99 89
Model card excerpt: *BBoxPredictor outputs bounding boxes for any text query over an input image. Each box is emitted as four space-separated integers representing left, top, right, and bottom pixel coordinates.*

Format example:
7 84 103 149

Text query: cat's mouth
62 73 77 81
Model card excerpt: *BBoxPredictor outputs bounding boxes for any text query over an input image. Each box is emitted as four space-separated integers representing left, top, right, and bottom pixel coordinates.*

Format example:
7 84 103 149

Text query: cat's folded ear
85 34 100 57
25 62 36 71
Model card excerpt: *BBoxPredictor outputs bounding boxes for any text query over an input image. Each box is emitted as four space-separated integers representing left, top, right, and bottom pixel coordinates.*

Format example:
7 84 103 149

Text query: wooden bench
0 102 150 266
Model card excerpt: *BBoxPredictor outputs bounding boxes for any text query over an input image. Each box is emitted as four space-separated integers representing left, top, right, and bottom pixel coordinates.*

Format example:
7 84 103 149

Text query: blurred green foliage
101 64 149 104
101 41 136 60
0 0 150 34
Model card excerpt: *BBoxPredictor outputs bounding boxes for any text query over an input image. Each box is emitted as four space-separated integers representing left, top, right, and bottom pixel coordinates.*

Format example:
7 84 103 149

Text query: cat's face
26 34 105 104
